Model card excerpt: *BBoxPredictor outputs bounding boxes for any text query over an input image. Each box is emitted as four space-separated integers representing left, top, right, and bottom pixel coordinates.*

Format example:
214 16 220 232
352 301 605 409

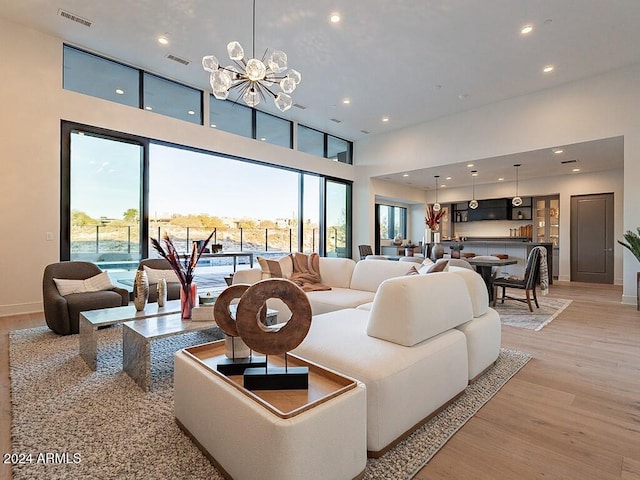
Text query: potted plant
618 227 640 311
449 242 464 259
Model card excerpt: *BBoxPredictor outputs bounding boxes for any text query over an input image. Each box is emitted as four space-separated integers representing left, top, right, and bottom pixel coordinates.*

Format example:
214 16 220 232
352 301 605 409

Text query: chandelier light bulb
469 199 479 209
227 41 244 61
245 58 267 81
202 55 219 72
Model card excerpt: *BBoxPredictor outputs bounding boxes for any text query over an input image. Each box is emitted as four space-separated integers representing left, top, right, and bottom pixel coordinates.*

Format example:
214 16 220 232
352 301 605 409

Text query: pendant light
512 164 523 207
432 175 441 212
469 170 479 209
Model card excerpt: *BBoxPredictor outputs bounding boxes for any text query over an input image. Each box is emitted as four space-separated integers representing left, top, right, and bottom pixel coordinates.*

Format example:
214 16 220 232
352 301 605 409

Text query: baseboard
621 294 638 306
0 302 42 318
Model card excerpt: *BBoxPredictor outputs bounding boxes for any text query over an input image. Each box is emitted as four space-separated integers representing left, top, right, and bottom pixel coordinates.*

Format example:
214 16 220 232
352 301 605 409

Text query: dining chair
358 244 373 260
492 248 542 312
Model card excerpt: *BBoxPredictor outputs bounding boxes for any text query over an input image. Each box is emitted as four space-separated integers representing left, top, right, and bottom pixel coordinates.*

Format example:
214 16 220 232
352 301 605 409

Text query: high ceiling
0 1 635 187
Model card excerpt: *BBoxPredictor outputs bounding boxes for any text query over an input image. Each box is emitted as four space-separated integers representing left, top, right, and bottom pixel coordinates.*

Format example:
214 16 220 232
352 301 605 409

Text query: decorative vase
431 232 445 261
133 270 149 312
157 278 167 307
180 283 197 319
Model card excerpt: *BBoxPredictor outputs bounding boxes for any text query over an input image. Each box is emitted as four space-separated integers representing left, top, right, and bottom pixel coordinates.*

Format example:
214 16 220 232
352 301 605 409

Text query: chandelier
202 0 301 112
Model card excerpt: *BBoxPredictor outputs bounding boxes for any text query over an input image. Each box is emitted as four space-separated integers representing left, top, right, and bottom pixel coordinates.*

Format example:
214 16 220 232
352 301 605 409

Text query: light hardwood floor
1 282 639 480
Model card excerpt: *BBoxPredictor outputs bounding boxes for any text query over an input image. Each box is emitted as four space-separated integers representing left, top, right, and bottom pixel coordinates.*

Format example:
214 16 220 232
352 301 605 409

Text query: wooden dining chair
492 247 542 312
358 244 373 260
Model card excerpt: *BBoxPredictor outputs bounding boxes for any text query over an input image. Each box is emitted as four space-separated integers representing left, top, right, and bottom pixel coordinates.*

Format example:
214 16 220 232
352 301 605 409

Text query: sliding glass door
64 128 144 268
325 179 351 258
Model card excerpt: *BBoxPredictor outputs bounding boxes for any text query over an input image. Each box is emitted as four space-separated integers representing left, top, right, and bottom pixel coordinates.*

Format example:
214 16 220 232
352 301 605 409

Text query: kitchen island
439 239 553 284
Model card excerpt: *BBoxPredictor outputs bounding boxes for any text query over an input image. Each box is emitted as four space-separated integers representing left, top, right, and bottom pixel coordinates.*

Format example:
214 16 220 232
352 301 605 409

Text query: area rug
494 296 572 331
9 327 531 480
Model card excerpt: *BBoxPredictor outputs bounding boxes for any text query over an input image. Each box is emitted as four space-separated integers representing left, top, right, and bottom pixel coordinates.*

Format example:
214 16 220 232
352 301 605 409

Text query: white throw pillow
53 271 115 296
143 265 180 284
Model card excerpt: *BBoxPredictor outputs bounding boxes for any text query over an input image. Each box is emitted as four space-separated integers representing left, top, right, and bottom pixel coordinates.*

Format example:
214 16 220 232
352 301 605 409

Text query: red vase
180 283 197 320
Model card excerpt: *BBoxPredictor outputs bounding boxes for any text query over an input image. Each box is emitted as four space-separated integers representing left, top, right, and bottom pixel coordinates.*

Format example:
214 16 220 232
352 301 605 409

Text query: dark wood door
570 193 614 283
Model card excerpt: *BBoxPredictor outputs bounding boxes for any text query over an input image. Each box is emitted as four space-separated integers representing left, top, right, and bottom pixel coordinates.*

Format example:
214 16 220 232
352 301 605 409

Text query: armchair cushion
53 271 114 296
143 265 180 284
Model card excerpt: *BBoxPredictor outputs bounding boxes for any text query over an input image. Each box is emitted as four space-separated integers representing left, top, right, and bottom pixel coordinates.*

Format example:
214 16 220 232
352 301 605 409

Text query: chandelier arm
260 84 278 99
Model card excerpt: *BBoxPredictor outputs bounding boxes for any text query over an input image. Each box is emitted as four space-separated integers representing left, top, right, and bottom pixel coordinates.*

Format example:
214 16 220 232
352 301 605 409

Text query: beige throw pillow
53 271 115 296
143 265 180 284
257 255 294 280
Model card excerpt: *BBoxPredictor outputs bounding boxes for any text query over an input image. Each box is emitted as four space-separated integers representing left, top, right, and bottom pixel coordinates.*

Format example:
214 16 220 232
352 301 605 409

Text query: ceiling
0 1 635 186
376 136 625 191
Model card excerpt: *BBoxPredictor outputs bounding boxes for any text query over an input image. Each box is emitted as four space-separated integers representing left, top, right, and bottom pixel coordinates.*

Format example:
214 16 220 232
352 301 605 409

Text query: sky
70 133 319 221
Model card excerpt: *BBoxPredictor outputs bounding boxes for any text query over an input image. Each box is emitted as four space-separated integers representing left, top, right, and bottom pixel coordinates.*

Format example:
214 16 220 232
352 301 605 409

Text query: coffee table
79 300 181 370
122 314 219 391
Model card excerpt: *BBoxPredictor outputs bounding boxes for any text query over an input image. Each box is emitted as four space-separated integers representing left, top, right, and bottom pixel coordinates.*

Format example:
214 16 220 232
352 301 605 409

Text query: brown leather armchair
43 261 129 335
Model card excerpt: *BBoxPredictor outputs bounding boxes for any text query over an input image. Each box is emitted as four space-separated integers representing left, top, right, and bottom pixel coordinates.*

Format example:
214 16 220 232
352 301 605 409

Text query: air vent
360 130 370 134
166 54 190 66
58 9 92 27
293 103 307 110
560 159 578 164
330 118 342 123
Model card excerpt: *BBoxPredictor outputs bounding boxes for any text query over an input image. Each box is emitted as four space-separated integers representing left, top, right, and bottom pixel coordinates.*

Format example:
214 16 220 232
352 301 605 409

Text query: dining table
466 257 518 301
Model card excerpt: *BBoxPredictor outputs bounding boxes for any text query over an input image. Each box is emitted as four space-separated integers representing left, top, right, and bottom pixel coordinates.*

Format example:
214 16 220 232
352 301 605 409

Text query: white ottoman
174 345 367 480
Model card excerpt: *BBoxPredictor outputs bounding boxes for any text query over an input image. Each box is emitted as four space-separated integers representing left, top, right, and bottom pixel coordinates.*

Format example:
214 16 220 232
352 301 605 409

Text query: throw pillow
418 257 435 274
53 271 115 296
426 259 449 273
143 265 180 284
405 265 420 275
257 255 294 280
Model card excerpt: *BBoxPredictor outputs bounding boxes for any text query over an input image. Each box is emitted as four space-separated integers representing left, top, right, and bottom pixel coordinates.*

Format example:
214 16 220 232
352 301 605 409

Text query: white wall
355 64 640 305
0 18 354 316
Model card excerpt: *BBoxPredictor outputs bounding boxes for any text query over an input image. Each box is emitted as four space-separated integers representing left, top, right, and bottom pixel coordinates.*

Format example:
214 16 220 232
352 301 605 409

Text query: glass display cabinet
535 195 560 278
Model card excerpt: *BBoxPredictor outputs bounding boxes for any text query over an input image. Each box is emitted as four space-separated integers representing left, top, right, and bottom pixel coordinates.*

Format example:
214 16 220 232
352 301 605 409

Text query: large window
64 128 144 268
325 180 352 258
143 73 202 124
377 204 407 241
297 124 353 164
63 45 352 155
61 122 352 270
209 97 253 138
256 111 292 148
63 45 139 107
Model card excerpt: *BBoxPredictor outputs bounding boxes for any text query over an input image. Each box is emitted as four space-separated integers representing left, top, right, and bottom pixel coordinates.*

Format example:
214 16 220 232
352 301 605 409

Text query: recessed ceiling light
471 172 479 177
553 148 564 154
403 173 409 177
261 137 267 141
330 13 341 23
543 64 555 73
158 36 169 45
210 124 217 128
145 106 153 110
572 168 581 172
458 93 469 100
115 88 124 95
441 184 447 188
521 25 534 35
498 177 504 181
467 163 474 168
342 98 351 104
187 110 195 115
446 176 452 180
382 116 389 122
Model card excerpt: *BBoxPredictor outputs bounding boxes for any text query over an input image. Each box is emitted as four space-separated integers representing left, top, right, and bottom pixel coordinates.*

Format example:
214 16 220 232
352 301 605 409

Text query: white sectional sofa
232 257 415 320
291 269 501 456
